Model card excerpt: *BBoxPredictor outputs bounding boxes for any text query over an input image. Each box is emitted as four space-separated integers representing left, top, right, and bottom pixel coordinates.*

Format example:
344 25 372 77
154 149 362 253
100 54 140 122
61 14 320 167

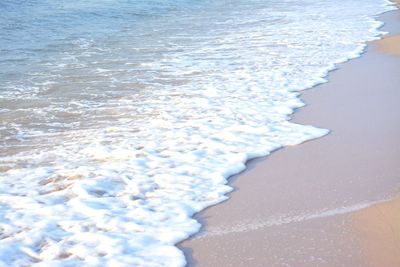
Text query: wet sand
179 8 400 267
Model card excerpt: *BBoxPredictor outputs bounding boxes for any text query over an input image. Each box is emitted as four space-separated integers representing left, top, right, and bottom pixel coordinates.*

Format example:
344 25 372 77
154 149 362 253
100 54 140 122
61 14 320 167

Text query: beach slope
179 9 400 267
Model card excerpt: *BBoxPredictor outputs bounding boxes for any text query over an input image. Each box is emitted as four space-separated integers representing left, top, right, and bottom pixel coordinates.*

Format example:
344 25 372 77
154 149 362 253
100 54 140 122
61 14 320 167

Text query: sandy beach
179 6 400 267
354 196 400 267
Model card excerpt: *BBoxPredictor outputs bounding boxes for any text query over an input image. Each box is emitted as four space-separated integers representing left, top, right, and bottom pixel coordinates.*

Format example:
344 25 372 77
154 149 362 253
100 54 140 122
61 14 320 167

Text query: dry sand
354 196 400 267
179 9 400 267
376 34 400 56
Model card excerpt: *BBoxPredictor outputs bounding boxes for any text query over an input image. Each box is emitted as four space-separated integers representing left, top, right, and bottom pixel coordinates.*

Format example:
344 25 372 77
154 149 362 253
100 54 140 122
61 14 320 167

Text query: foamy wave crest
0 0 395 266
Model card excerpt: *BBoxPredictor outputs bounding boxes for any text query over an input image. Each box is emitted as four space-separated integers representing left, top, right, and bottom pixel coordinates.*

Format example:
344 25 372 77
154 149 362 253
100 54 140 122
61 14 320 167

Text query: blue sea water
0 0 395 266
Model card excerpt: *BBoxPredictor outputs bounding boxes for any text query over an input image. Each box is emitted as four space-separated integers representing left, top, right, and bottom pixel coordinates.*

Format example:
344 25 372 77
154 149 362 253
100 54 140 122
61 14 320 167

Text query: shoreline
179 6 400 267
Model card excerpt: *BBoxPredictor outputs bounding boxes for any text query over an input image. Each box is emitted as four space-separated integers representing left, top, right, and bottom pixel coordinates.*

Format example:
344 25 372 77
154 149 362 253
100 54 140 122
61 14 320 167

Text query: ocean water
0 0 395 266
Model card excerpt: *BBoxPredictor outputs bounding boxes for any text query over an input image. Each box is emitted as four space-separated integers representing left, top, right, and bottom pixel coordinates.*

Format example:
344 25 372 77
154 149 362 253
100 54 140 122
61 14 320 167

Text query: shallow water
0 0 395 266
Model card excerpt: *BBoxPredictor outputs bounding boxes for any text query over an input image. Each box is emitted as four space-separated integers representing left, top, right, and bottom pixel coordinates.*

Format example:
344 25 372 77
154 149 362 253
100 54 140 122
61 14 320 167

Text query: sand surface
354 196 400 267
376 34 400 56
179 9 400 267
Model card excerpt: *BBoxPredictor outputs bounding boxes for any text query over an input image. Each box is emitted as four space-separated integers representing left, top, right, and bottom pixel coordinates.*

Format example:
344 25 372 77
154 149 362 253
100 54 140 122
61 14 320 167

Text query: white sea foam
0 0 396 266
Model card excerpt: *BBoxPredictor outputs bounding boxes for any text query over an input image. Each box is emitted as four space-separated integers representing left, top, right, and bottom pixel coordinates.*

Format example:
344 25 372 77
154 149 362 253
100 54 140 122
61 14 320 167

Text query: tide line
193 198 389 239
